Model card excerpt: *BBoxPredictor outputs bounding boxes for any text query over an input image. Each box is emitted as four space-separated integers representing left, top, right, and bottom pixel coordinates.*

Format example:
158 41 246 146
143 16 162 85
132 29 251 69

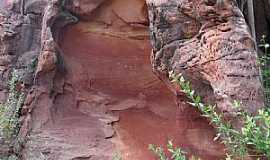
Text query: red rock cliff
0 0 266 160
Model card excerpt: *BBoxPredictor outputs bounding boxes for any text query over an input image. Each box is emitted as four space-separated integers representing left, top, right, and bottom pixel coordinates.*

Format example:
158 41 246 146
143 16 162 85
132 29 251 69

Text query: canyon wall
0 0 267 159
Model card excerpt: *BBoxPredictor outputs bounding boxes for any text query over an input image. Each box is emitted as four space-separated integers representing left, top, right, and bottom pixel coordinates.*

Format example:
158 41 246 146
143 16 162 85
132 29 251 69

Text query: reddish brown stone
147 0 265 126
0 0 267 159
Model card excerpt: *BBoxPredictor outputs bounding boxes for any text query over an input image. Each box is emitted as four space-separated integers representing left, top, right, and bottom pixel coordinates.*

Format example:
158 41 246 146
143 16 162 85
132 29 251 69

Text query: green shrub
168 71 270 159
0 69 25 141
149 141 187 160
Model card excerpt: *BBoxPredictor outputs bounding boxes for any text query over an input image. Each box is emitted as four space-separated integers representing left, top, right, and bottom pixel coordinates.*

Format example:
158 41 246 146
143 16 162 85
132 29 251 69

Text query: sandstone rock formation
0 0 267 160
147 0 265 127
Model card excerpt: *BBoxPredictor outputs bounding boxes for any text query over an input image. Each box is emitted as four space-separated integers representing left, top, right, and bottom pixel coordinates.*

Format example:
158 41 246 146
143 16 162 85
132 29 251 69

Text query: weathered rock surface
147 0 265 127
0 0 268 160
0 0 226 159
59 3 224 158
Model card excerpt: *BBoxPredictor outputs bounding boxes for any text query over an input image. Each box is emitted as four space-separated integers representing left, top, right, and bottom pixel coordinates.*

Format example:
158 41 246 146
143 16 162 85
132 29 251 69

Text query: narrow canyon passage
55 0 225 159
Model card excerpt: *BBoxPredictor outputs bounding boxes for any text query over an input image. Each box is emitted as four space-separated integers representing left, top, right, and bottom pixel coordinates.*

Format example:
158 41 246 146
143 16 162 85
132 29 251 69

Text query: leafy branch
168 71 270 159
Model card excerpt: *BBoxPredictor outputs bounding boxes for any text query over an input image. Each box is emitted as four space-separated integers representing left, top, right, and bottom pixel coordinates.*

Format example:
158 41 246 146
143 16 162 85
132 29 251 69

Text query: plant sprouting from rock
0 69 25 141
149 141 187 160
165 71 270 159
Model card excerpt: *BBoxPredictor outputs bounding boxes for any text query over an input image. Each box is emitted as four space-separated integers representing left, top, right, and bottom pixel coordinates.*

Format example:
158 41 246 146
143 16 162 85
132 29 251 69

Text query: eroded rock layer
59 2 224 158
147 0 265 127
0 0 267 160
